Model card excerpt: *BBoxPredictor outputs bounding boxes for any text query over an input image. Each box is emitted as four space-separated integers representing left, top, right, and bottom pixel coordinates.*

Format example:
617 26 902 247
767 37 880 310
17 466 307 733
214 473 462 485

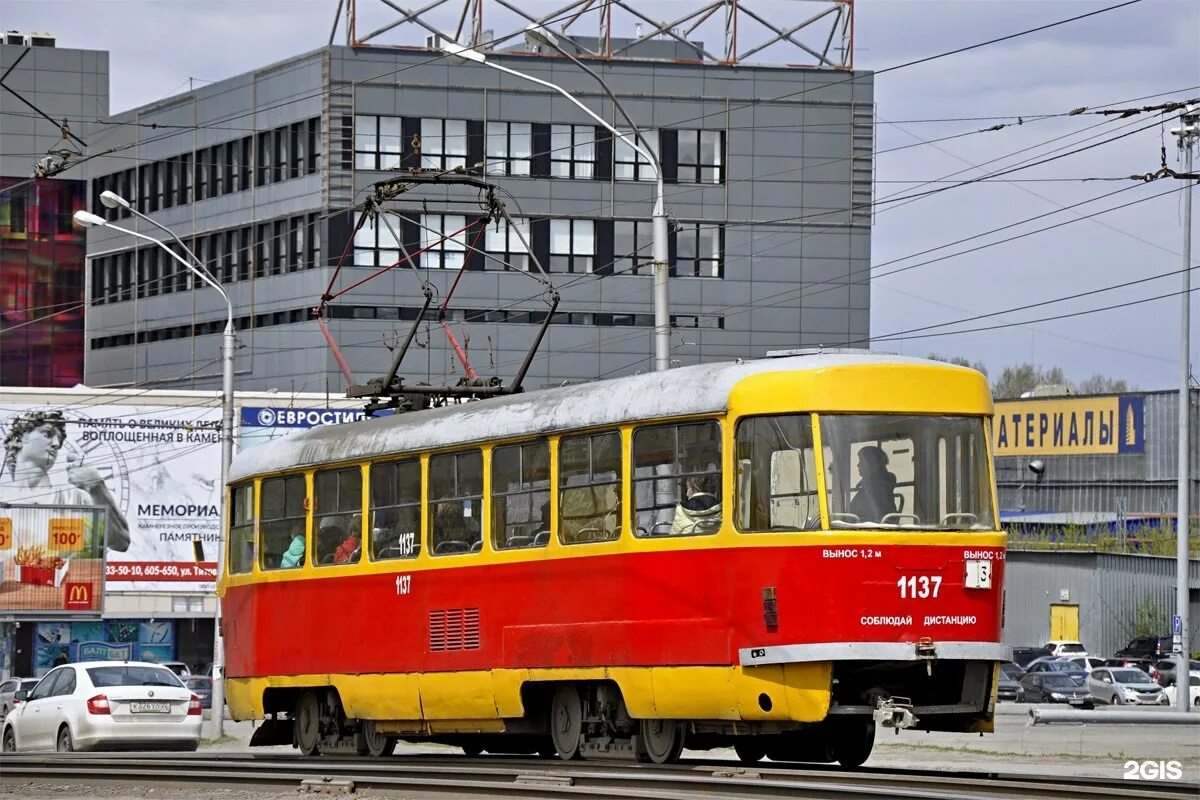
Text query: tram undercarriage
246 659 996 768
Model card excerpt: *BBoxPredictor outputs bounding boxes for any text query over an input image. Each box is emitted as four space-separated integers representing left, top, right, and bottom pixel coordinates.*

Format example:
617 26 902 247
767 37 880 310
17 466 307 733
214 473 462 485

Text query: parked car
1064 656 1106 671
1153 659 1200 687
184 675 213 710
1024 658 1088 685
1165 673 1200 707
159 662 192 677
1020 672 1095 706
1011 646 1053 668
1114 636 1173 662
1 661 202 752
1106 657 1161 683
1045 640 1088 658
0 678 40 720
1087 667 1169 705
998 663 1026 702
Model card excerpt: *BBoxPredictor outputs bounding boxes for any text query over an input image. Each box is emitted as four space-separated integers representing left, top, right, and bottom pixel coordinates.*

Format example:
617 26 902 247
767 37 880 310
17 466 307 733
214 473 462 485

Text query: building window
614 220 654 275
550 218 594 273
485 122 531 176
484 217 529 271
677 130 724 184
307 118 320 173
614 130 658 181
420 119 467 171
290 122 304 180
550 124 594 179
290 217 304 272
353 214 402 268
272 220 286 274
675 223 722 278
420 214 467 270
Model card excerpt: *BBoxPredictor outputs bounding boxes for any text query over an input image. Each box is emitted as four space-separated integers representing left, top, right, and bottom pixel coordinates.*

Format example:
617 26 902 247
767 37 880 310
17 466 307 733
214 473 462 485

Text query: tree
992 363 1041 399
1076 374 1129 395
926 353 988 375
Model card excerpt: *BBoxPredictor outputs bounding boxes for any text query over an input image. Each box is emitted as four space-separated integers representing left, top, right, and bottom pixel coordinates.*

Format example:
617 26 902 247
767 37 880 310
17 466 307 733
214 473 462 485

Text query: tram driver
849 445 898 523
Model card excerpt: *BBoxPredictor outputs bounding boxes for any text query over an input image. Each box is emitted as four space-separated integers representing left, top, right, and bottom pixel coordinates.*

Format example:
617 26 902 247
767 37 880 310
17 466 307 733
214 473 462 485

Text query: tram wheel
637 719 684 764
295 691 322 757
358 720 396 758
733 740 765 764
549 685 584 760
831 718 875 769
462 742 484 757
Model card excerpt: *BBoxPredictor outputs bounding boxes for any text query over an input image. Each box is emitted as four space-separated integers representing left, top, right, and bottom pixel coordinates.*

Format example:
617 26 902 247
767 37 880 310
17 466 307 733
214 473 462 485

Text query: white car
1165 672 1200 707
1087 667 1169 706
1064 656 1106 671
1045 640 1088 658
0 678 40 720
1 661 202 752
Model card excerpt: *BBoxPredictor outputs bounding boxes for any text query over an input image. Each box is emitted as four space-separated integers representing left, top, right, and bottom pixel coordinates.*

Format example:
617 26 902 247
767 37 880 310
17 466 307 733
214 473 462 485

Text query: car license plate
130 701 171 714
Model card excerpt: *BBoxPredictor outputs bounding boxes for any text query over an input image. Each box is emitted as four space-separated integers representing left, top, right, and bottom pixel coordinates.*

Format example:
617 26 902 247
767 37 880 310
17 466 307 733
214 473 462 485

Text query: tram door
1049 604 1080 641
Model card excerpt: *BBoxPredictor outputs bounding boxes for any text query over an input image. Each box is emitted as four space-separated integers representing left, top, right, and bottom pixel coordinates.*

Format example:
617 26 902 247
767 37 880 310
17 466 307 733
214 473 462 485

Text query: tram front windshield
820 414 994 531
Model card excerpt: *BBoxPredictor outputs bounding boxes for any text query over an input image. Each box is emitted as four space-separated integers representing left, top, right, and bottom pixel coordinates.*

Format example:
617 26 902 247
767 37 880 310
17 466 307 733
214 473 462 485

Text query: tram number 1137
897 575 942 599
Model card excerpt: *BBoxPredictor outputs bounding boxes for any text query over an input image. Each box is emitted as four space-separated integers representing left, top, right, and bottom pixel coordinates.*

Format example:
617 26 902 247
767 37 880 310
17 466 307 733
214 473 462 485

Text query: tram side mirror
193 539 206 562
1027 459 1045 478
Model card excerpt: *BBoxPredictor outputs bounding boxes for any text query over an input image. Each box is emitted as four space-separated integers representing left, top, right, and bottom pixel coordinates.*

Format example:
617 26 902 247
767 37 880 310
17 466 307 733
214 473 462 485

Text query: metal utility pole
1172 104 1198 713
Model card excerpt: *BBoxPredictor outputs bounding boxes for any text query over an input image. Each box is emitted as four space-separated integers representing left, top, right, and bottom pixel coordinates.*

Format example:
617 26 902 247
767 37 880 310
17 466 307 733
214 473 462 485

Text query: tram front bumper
738 641 1011 666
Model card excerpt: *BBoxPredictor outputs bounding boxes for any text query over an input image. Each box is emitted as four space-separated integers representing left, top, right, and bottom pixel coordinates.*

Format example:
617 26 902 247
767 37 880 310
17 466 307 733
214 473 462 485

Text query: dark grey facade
82 43 874 392
1002 551 1200 658
996 389 1200 515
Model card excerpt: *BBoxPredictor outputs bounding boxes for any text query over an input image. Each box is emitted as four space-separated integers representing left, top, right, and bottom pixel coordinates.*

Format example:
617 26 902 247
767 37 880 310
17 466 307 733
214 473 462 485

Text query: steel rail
0 753 1192 800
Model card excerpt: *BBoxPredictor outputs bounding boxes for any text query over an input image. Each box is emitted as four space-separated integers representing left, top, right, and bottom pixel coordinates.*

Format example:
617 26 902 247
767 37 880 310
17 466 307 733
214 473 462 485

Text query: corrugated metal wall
996 390 1200 515
1003 551 1200 657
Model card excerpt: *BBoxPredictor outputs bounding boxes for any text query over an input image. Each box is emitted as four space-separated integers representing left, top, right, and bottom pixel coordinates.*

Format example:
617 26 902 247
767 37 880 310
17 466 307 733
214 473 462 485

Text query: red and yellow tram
220 352 1007 766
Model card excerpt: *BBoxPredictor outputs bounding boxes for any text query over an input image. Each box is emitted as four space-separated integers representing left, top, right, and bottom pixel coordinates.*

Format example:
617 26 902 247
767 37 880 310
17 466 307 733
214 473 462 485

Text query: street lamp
74 208 235 736
437 35 672 372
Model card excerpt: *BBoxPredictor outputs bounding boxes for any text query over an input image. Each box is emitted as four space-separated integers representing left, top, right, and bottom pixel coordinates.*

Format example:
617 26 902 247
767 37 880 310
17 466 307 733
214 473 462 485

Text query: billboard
0 504 105 617
239 406 387 451
32 619 177 676
993 395 1145 457
0 404 222 592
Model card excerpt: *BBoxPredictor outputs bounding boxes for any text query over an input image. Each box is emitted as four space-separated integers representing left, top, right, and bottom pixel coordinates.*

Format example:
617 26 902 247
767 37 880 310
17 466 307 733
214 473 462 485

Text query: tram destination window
735 415 821 532
314 467 363 566
558 431 622 544
370 459 422 560
260 475 308 570
633 421 722 537
228 483 255 574
491 440 551 550
429 451 483 555
819 414 995 530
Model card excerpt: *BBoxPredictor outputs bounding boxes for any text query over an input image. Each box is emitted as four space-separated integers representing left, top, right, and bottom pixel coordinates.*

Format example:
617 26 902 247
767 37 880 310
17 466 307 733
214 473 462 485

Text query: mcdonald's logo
64 582 94 610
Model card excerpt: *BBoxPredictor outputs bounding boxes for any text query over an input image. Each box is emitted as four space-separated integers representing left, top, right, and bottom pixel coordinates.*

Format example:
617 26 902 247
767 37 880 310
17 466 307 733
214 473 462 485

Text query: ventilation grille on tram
428 608 481 651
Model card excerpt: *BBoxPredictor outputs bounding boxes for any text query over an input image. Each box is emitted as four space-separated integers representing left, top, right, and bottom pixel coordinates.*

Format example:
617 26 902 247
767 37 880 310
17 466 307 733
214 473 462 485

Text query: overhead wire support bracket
331 171 560 413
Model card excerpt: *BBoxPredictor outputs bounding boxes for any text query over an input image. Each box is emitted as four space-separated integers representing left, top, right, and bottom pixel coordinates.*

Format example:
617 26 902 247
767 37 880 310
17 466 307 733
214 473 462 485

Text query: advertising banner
239 406 387 451
0 404 222 592
31 619 177 676
0 504 105 617
992 395 1145 457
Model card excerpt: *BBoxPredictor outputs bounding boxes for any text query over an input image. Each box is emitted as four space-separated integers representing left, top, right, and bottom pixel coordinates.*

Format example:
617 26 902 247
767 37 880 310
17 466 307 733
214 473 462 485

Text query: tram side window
370 459 422 560
314 467 363 566
492 440 551 550
228 483 255 574
558 431 622 544
429 450 483 556
633 420 722 537
260 475 308 570
735 415 821 531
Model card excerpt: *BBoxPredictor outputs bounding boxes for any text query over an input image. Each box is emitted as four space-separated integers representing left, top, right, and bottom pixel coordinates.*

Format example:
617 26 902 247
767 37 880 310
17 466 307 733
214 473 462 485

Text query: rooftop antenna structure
329 0 854 69
314 170 560 415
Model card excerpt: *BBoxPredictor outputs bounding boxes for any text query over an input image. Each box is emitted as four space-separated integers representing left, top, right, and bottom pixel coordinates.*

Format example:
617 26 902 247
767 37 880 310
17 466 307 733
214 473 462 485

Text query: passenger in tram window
670 474 722 534
333 514 362 563
849 446 897 523
433 501 479 552
280 529 306 568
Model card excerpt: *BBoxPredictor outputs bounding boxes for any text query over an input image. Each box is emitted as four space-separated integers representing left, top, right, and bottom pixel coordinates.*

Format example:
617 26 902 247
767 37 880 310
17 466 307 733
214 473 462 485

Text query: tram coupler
872 696 918 734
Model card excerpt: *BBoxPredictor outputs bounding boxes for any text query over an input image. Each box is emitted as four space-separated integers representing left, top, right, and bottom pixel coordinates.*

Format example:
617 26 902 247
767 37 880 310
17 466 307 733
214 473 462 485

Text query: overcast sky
6 0 1198 389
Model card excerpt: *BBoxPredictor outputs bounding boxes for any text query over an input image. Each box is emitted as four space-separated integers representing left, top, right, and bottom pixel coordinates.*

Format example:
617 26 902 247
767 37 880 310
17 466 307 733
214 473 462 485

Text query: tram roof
230 352 957 480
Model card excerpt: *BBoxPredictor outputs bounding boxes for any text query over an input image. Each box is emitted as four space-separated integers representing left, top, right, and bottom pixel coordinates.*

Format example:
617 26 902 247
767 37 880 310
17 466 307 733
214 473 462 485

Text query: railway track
0 752 1193 799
